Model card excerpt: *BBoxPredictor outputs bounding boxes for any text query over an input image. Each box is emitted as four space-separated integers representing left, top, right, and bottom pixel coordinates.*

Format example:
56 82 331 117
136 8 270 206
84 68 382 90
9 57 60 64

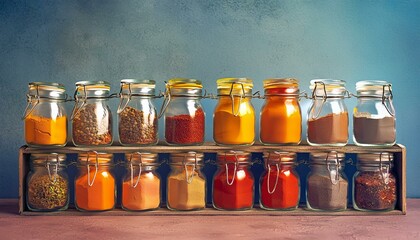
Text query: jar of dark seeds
118 79 158 146
26 153 69 211
71 81 113 146
353 152 397 211
306 152 348 211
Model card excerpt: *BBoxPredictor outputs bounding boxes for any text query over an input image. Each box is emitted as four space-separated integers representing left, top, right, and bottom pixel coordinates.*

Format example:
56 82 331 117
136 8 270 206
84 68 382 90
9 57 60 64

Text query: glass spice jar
167 152 206 211
75 152 115 211
353 152 397 211
213 78 255 146
159 78 205 146
260 78 302 145
353 80 396 147
23 82 68 147
306 152 348 211
71 81 113 147
122 152 161 211
26 153 69 211
118 79 158 146
260 152 300 211
213 151 254 211
307 79 349 146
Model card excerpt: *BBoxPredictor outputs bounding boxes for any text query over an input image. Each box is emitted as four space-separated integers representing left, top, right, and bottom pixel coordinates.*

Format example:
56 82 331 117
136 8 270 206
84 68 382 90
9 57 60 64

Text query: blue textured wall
1 0 419 198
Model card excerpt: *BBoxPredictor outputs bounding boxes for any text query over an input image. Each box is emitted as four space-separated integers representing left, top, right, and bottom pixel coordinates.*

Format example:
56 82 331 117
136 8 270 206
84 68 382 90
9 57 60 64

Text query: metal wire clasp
158 82 171 119
379 152 392 185
117 82 132 114
22 85 41 120
71 85 87 120
266 152 281 195
86 151 99 187
225 151 239 186
129 152 143 188
228 82 246 117
382 84 395 117
184 152 198 184
46 154 60 183
326 151 341 185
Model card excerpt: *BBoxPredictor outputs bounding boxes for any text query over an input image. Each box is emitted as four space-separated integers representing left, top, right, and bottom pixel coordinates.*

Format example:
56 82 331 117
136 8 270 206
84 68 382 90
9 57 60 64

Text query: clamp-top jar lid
125 152 158 164
217 150 251 163
120 79 156 96
263 151 296 165
310 151 345 164
170 152 204 165
356 80 392 98
310 79 347 98
78 152 113 165
27 82 67 100
217 78 253 96
263 78 299 96
166 78 202 96
357 152 393 165
74 81 111 99
31 153 66 165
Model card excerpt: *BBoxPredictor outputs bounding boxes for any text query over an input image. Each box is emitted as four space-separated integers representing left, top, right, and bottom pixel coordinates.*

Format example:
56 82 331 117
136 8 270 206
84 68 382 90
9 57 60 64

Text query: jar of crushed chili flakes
260 151 300 211
159 78 205 146
353 152 397 212
213 151 254 211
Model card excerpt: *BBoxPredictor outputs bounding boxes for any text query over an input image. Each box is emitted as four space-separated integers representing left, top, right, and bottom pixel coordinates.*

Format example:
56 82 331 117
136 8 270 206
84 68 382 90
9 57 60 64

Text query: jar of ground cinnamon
353 80 396 147
159 78 205 146
23 82 68 147
307 79 349 146
353 152 397 211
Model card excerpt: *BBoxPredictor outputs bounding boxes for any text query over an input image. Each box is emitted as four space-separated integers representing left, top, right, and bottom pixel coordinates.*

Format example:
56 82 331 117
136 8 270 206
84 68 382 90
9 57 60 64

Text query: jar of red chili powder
213 151 254 210
260 151 300 210
159 78 205 145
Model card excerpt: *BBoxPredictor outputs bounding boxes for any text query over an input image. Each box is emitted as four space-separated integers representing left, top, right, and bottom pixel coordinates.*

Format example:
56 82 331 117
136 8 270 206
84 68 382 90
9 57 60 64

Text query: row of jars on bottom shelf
26 150 397 212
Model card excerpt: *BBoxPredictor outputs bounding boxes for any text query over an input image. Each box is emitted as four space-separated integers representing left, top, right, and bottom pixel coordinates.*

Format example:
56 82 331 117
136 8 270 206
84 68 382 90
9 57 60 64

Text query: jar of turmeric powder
213 151 254 210
122 152 161 211
26 153 69 211
260 151 300 210
260 78 301 145
118 79 158 146
159 78 205 146
71 81 113 147
75 152 115 212
23 82 68 147
167 152 206 211
213 78 255 146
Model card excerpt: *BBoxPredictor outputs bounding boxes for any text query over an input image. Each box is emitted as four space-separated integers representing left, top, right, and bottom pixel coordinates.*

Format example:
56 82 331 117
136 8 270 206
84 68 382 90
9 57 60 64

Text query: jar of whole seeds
118 79 158 146
26 153 69 211
71 81 113 146
353 152 397 211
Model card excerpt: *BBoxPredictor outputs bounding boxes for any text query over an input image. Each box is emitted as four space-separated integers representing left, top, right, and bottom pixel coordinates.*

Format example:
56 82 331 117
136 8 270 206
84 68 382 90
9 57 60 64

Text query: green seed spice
27 174 68 210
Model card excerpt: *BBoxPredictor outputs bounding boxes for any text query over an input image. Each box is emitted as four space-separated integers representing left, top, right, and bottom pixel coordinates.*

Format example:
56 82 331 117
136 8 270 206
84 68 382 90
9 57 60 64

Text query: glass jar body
353 166 397 211
119 96 158 146
122 166 161 211
25 100 67 147
260 164 300 210
260 95 301 145
213 164 254 210
213 96 255 145
353 98 396 147
306 165 348 211
75 165 115 211
72 98 113 146
164 97 205 145
167 165 206 211
26 165 69 211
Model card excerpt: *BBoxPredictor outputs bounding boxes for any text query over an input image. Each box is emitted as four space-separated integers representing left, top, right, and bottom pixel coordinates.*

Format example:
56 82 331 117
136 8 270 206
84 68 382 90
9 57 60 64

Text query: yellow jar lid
217 78 253 89
168 78 202 89
263 78 299 88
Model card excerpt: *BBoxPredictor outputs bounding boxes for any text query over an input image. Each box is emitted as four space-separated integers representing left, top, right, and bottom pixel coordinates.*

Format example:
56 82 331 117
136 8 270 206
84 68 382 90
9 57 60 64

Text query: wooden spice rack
18 143 406 216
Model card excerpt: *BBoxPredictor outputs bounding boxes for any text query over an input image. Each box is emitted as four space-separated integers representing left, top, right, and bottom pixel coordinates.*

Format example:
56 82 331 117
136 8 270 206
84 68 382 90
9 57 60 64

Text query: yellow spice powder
167 170 206 210
25 115 67 145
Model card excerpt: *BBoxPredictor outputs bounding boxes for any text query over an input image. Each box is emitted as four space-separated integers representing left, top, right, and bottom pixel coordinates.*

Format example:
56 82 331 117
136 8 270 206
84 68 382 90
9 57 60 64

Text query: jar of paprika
71 81 113 146
213 78 255 146
260 152 300 210
260 78 301 145
160 78 205 146
213 151 254 210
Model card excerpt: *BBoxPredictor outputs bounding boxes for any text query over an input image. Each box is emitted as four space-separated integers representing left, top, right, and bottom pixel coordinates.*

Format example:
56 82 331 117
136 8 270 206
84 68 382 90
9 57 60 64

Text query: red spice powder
213 165 254 210
165 108 205 144
260 165 299 210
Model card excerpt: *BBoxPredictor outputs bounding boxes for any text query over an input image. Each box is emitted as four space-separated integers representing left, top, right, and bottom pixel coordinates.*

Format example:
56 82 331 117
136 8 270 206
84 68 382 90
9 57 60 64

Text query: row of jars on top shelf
27 151 397 212
23 78 396 148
